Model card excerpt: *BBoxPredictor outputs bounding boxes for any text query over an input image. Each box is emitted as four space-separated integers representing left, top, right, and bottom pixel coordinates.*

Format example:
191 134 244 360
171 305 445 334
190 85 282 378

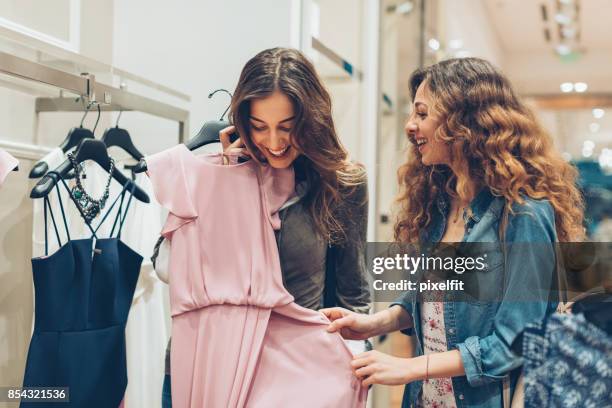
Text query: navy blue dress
22 174 142 407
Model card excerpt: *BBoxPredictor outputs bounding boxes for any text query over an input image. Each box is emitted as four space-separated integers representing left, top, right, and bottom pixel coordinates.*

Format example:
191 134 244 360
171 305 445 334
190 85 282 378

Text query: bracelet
425 354 430 382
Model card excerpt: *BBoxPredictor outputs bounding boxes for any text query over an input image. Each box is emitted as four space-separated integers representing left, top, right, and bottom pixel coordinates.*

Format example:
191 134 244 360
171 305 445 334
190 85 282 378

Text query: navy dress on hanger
22 174 142 407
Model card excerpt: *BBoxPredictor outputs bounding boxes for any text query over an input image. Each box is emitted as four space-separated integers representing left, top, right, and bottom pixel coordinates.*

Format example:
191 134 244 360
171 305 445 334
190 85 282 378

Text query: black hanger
101 111 145 161
29 100 95 179
31 139 150 203
133 89 238 173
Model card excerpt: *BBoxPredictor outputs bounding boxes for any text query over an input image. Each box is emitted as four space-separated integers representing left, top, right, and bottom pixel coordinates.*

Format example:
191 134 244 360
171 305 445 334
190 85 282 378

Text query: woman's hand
219 125 251 163
321 305 412 340
351 350 423 387
320 307 382 340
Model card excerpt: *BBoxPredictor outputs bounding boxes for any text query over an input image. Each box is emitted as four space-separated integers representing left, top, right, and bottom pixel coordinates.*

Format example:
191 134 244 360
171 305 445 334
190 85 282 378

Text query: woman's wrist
387 305 414 333
409 355 429 383
372 306 408 336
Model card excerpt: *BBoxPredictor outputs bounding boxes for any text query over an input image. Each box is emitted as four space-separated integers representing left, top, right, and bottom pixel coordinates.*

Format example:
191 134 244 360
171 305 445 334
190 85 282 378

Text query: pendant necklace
68 152 115 223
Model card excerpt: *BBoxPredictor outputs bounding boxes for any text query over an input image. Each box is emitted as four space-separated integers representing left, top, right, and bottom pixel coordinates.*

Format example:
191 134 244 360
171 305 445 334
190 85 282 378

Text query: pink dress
0 149 18 186
147 144 367 408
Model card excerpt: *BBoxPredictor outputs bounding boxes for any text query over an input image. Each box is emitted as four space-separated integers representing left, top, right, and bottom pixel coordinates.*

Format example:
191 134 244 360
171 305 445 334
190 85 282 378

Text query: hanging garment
116 170 170 408
31 151 171 405
0 148 18 186
32 148 67 257
522 312 612 407
22 176 141 408
146 144 367 408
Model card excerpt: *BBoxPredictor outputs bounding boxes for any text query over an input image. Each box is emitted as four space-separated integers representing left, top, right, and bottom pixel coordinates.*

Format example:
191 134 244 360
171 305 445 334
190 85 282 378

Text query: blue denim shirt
392 188 558 408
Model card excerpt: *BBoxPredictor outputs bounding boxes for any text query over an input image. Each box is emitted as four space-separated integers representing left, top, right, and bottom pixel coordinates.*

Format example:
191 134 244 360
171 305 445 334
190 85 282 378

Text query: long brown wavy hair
231 47 366 244
394 58 585 243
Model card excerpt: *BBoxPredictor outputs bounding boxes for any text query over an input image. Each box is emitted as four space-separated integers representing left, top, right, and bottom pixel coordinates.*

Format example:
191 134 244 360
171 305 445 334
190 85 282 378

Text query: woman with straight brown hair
160 47 371 406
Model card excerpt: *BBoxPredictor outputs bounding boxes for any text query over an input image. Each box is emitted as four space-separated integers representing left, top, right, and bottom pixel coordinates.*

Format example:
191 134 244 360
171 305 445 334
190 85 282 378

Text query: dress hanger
101 110 145 161
30 104 150 203
133 88 238 173
29 98 95 179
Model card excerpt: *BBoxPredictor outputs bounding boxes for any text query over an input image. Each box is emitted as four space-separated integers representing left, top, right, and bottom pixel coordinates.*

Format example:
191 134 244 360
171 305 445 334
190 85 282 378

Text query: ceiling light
574 82 588 92
554 13 572 25
560 82 574 92
555 44 572 56
593 108 605 119
428 38 440 51
599 149 612 168
583 140 595 150
559 0 574 5
561 26 577 39
589 123 600 133
562 152 572 161
582 147 593 158
396 1 414 15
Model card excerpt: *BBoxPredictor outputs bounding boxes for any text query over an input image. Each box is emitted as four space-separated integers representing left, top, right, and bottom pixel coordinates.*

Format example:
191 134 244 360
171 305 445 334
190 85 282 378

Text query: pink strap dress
147 145 367 408
0 148 18 187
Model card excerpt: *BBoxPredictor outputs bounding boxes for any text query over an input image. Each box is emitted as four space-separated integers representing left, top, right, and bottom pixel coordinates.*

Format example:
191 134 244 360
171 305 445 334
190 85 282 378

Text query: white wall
112 0 298 154
440 0 504 67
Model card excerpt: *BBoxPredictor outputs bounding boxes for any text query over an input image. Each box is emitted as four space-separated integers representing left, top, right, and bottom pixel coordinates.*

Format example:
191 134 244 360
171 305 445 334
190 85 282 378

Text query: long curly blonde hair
394 58 585 243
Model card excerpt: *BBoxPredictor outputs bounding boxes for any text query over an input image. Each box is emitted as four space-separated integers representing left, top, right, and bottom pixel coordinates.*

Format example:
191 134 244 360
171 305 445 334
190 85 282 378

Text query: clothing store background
0 0 611 407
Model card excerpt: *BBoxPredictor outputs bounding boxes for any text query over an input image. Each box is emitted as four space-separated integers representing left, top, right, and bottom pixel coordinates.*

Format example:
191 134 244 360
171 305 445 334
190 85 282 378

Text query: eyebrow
249 115 295 124
415 102 428 109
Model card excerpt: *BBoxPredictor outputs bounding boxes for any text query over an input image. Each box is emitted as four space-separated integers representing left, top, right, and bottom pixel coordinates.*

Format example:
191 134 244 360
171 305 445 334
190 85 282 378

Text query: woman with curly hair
322 57 585 407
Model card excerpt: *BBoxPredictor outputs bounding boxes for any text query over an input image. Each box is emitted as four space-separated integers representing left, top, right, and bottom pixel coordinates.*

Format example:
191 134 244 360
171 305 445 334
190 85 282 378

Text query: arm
455 200 558 386
335 200 558 388
352 349 465 387
322 304 413 339
331 181 371 314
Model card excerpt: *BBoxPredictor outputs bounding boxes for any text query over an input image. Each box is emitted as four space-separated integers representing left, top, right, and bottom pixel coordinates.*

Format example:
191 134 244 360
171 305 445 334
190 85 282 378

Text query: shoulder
506 196 557 242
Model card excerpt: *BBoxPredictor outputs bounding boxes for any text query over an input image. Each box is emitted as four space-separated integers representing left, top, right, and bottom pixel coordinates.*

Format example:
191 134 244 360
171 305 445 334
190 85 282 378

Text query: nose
268 129 289 150
405 120 417 135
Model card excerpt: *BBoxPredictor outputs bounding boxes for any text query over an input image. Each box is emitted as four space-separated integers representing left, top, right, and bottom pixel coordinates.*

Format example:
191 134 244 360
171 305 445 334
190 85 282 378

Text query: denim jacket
392 188 558 408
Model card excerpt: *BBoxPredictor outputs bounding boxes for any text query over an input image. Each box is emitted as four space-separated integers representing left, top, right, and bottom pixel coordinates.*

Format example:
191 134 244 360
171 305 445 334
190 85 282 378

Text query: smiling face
405 81 451 166
248 90 300 169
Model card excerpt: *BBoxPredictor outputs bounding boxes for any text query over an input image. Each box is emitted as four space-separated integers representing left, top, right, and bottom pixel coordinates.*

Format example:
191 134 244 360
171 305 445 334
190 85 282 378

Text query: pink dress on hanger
147 144 367 408
0 149 18 186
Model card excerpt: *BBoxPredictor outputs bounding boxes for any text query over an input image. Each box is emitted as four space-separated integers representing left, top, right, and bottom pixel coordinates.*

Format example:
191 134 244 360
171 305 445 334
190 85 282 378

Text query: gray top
275 181 371 313
161 180 371 374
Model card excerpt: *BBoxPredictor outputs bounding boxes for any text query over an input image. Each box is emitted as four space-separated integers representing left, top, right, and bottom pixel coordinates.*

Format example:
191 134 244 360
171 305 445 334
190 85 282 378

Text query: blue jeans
162 374 172 408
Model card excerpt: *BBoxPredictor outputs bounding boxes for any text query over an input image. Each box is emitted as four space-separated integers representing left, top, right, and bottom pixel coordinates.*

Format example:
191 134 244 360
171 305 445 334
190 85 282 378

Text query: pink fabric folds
147 145 367 408
0 149 18 187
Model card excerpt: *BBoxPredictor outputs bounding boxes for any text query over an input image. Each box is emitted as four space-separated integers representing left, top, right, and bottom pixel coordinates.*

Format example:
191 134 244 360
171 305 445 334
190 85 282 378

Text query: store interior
0 0 610 407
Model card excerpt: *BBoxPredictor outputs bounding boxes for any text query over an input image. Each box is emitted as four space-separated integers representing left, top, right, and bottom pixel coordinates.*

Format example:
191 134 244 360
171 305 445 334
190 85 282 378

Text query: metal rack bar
311 37 363 80
0 50 189 142
0 51 88 96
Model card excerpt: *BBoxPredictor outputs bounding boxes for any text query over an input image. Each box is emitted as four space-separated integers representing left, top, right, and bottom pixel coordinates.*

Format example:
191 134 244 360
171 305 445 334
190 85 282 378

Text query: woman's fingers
226 138 248 155
320 307 348 321
219 125 238 150
354 364 377 379
362 374 379 387
326 315 356 333
351 356 371 370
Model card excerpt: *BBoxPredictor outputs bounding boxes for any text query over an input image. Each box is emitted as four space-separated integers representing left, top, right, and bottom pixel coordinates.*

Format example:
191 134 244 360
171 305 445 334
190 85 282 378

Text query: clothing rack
0 51 189 142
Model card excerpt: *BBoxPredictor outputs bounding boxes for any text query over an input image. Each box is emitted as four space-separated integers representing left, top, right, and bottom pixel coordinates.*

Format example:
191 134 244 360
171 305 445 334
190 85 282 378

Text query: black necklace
68 152 115 223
